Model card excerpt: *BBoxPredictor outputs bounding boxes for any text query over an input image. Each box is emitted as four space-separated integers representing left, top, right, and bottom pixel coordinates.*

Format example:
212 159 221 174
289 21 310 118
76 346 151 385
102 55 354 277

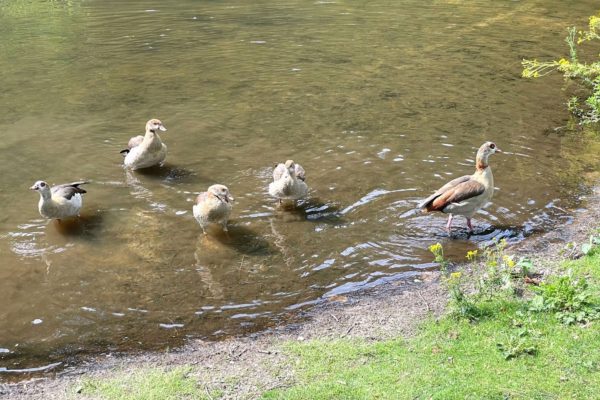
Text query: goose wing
419 176 485 212
127 135 144 149
294 163 306 181
195 192 208 205
51 181 88 200
119 135 145 155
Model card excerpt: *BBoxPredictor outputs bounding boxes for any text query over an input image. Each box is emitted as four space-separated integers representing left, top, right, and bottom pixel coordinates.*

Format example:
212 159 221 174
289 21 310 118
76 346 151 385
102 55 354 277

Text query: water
1 0 599 373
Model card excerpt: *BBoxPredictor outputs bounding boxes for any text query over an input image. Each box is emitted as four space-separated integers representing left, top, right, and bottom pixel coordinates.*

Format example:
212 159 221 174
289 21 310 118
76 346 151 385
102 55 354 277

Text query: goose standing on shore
120 119 167 170
193 184 234 234
418 141 501 234
269 160 308 205
30 181 88 220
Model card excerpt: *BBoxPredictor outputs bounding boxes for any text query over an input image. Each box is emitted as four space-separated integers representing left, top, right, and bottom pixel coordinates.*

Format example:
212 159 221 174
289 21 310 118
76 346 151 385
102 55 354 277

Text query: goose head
284 160 296 177
478 141 501 156
145 119 167 133
208 184 234 204
476 141 501 169
30 180 51 198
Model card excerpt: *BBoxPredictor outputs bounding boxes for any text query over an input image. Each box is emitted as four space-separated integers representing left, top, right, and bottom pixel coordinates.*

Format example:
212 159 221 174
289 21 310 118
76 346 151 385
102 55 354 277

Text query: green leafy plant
529 273 600 325
429 244 481 320
581 232 600 255
477 239 528 298
496 332 538 360
522 13 600 124
445 271 482 321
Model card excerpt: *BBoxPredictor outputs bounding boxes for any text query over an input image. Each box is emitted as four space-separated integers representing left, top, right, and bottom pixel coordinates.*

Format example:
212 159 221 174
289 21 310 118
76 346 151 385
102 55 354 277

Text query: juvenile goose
193 184 234 234
30 181 88 220
418 141 501 234
120 119 167 170
268 160 308 204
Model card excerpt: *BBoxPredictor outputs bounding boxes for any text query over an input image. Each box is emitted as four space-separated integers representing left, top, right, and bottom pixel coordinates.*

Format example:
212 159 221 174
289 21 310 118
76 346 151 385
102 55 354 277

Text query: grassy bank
73 234 600 399
263 241 600 399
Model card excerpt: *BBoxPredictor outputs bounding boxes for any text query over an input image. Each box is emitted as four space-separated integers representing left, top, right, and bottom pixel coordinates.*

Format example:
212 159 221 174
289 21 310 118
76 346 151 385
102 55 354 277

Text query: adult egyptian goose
120 119 167 170
418 141 501 234
268 160 308 204
30 181 88 220
193 184 234 234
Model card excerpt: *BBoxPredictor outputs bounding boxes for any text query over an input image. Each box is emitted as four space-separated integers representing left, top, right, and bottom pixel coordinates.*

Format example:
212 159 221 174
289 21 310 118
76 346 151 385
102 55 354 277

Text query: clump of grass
77 366 209 400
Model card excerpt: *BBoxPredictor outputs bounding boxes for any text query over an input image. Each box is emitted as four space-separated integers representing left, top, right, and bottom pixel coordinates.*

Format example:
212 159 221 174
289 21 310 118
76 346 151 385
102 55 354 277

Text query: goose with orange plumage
418 141 501 234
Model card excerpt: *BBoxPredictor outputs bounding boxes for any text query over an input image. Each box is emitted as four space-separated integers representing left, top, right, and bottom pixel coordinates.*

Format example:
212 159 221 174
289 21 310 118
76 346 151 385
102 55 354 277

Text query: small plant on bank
429 243 482 321
496 332 538 360
445 271 482 321
428 242 448 272
581 230 600 255
475 239 534 299
429 243 475 320
522 12 600 124
529 272 600 325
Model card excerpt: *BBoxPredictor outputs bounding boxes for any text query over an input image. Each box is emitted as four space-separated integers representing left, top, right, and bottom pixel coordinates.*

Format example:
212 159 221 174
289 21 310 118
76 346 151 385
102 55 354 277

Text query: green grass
78 366 214 400
264 252 600 400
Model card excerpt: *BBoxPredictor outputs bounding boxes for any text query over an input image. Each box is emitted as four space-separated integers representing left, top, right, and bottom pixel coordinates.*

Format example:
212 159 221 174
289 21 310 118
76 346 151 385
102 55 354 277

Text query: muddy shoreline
2 185 599 399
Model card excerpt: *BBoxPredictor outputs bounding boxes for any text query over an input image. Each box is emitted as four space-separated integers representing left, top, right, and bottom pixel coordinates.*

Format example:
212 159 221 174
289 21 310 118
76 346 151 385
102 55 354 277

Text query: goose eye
490 143 495 149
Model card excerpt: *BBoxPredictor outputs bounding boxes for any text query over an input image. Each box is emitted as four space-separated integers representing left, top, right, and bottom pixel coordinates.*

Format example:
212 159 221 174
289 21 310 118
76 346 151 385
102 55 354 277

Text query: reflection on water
1 0 600 373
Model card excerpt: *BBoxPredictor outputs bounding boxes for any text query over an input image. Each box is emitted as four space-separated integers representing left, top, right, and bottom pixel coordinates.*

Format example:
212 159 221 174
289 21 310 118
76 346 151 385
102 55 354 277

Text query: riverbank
3 185 600 399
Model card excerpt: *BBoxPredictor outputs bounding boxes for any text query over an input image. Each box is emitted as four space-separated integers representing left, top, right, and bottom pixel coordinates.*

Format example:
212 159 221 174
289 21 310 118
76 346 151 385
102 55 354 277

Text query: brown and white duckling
418 141 501 234
120 119 167 170
193 184 234 234
268 160 308 204
30 180 88 220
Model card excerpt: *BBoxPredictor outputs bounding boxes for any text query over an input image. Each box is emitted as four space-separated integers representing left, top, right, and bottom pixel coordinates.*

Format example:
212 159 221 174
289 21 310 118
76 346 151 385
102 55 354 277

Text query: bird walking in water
193 184 234 234
120 119 168 170
418 141 501 234
30 180 88 221
268 160 308 205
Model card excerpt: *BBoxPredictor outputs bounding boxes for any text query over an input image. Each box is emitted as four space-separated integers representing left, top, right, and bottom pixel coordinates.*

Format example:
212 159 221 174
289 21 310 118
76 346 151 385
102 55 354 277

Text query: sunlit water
1 0 599 373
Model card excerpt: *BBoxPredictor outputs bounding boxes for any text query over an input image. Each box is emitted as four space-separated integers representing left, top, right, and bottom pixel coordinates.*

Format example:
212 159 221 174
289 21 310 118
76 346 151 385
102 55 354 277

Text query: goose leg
466 217 474 234
445 214 454 233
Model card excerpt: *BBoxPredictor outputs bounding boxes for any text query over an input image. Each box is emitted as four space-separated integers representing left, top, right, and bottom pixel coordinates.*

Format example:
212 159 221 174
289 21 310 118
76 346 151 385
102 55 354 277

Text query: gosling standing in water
269 160 308 205
193 184 234 234
30 181 88 220
120 119 168 170
418 141 501 234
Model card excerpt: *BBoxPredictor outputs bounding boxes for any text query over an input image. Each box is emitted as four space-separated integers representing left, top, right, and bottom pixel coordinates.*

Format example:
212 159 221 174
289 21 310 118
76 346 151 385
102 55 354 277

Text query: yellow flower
466 250 478 261
503 255 516 269
429 243 442 254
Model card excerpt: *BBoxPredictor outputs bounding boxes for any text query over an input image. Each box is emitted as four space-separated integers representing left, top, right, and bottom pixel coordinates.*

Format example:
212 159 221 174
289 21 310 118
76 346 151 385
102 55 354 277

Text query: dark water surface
1 0 599 373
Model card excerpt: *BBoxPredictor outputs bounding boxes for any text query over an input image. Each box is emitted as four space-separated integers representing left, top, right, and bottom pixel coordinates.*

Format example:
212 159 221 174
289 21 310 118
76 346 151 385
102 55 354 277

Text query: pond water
1 0 599 373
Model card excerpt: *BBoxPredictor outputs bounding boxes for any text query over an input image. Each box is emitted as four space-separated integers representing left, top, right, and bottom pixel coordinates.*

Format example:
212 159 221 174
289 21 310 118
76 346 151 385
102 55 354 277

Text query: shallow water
1 0 599 372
